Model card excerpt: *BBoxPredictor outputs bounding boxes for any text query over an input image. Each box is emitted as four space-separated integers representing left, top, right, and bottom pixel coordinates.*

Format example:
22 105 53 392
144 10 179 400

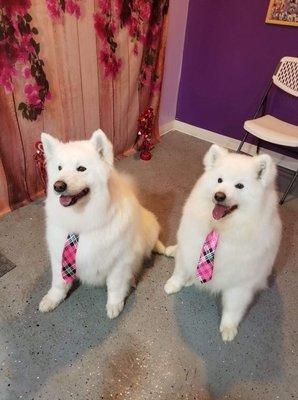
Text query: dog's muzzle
59 188 90 207
54 180 67 193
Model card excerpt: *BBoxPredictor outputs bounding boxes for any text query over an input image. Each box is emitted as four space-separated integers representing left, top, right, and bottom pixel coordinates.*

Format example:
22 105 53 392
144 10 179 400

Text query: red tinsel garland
137 107 154 160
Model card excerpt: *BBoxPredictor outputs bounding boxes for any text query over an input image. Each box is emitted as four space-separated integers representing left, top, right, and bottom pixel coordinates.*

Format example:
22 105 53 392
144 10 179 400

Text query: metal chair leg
279 168 298 205
238 81 272 154
256 138 261 154
237 131 249 153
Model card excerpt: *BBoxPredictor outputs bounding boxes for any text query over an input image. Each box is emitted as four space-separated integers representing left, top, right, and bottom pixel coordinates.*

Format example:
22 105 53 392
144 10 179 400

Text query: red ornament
137 107 154 161
33 141 47 193
140 150 152 161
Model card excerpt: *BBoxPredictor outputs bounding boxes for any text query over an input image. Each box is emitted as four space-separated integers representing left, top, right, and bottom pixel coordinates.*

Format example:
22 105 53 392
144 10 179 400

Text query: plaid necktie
196 230 219 283
61 233 79 283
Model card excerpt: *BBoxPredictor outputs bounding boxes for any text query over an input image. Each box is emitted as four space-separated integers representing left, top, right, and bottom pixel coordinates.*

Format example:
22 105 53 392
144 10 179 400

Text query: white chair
237 56 298 204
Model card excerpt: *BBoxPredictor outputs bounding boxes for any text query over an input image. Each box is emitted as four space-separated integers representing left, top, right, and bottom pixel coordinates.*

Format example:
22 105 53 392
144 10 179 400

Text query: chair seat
244 115 298 147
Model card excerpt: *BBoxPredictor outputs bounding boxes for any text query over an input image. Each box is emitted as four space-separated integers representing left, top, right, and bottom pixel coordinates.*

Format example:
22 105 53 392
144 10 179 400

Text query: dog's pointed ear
203 144 228 170
41 132 60 158
90 129 114 167
254 154 276 186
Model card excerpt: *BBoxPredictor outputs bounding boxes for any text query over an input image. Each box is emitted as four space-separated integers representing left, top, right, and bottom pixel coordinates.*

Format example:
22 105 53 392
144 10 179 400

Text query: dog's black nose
214 191 226 202
54 180 67 193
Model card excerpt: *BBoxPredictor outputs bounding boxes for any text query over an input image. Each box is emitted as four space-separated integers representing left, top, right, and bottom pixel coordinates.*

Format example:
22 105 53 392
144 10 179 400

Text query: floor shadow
173 280 283 398
0 269 135 400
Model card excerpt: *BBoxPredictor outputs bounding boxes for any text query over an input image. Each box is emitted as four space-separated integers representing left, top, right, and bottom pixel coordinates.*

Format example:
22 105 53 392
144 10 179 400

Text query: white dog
164 145 281 341
39 130 164 318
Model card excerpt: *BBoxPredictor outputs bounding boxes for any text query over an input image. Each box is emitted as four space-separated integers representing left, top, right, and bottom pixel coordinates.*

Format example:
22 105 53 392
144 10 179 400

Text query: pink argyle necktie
196 230 219 283
61 233 79 283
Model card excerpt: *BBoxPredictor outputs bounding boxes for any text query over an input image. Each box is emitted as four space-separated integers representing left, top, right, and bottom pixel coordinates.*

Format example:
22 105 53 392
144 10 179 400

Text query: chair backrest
272 57 298 98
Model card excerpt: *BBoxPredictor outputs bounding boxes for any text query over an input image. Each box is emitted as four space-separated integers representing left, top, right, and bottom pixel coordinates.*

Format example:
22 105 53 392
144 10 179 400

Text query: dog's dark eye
58 165 62 171
235 183 244 189
218 178 223 183
77 166 86 172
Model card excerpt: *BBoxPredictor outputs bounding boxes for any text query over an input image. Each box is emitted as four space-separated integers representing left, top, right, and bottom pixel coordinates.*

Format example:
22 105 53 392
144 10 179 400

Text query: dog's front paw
164 278 181 295
106 301 124 319
153 240 166 255
220 324 238 342
165 245 176 258
39 294 60 313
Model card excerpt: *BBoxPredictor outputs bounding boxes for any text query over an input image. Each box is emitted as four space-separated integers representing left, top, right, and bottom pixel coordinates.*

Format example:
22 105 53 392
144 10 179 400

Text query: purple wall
176 0 298 157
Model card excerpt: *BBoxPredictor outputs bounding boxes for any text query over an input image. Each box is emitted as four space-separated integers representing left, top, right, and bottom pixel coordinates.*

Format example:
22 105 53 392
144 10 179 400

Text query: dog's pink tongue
59 195 73 207
212 204 228 220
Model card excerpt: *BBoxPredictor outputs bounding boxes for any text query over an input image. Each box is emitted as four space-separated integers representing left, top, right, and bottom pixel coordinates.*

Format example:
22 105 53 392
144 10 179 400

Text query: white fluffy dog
39 130 164 319
164 145 282 341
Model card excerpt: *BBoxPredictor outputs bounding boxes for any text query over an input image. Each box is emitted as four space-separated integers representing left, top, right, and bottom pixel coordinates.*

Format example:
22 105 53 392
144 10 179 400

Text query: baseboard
160 120 297 171
159 120 177 136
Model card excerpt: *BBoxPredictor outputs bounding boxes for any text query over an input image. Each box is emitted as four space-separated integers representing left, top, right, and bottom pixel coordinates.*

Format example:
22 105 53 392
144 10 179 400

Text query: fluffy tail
164 245 177 258
141 208 166 257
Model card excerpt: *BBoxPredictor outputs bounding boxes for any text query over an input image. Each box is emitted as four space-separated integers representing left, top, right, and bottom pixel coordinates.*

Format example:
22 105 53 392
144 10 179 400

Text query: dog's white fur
39 130 164 318
164 145 282 341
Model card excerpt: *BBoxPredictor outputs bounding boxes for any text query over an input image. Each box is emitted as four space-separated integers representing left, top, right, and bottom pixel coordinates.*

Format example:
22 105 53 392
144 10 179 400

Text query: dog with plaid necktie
164 145 281 341
39 129 164 319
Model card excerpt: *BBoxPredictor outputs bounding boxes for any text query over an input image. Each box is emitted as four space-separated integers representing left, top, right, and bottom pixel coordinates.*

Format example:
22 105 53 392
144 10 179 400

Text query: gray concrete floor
0 131 297 400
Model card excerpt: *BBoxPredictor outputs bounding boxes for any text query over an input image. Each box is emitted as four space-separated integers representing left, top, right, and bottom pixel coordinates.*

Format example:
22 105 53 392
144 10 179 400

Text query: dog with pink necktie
164 144 281 342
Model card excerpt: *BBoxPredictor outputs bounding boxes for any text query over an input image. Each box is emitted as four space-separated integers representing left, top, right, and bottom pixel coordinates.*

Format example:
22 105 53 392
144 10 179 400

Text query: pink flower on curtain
94 0 122 78
0 1 51 120
0 0 32 17
45 0 61 21
133 43 139 55
22 65 31 78
94 14 105 39
45 90 52 100
0 66 16 93
98 0 110 14
66 0 81 18
45 0 168 93
24 82 52 106
46 0 81 21
139 2 151 20
94 14 116 41
93 0 168 93
17 34 35 62
0 43 16 91
24 83 42 106
100 49 122 78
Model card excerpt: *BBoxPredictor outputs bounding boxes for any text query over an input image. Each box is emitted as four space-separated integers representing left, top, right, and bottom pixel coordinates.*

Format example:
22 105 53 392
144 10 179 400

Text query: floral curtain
0 0 169 215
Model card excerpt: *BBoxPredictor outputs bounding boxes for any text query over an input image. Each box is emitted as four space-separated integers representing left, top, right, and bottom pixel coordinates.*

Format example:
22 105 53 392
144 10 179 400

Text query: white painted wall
159 0 189 126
